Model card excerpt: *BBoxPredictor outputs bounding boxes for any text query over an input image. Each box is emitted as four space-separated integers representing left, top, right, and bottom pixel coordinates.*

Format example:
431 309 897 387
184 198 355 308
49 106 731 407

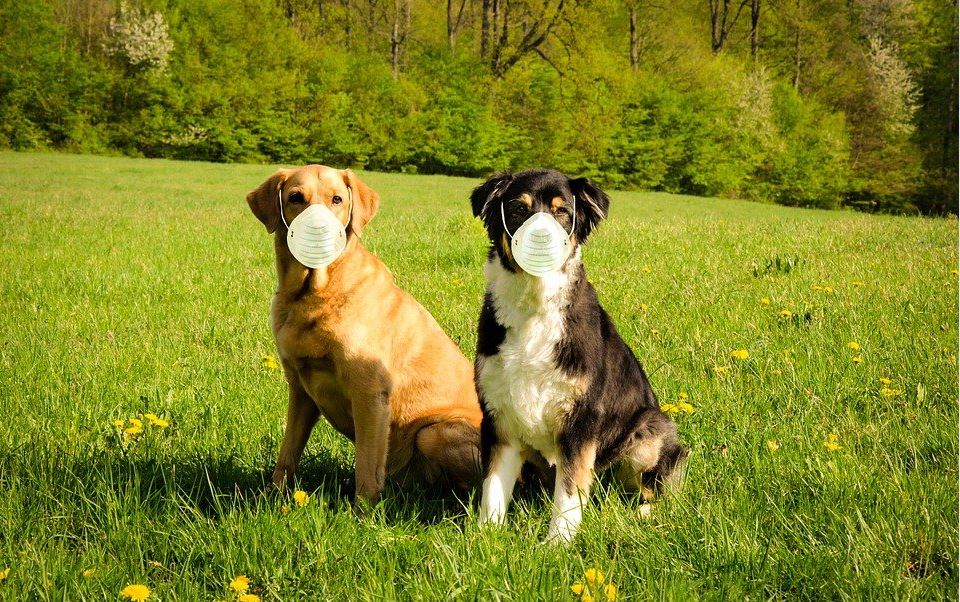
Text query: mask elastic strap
346 185 354 232
277 186 354 231
500 195 577 239
500 201 516 239
278 187 290 230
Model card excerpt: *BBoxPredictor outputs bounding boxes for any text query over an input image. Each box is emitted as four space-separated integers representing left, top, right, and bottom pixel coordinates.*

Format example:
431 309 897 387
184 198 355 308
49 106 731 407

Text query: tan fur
614 434 670 501
562 441 597 496
246 165 482 505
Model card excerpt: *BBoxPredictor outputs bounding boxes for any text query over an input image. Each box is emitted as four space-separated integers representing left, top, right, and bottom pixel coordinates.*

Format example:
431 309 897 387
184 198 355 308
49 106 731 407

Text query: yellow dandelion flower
230 575 250 593
603 583 618 601
713 365 729 376
581 593 595 602
640 266 651 273
846 341 860 351
128 418 143 428
261 355 278 370
147 560 163 569
778 309 793 319
660 403 678 416
851 280 865 286
824 432 841 452
772 369 782 375
851 356 863 364
124 425 143 437
112 419 126 428
120 584 151 601
880 387 903 398
879 377 893 385
82 568 95 578
951 269 958 277
676 401 694 414
638 303 649 312
238 595 261 602
811 284 823 292
759 297 771 305
145 414 169 428
571 582 585 596
650 328 660 336
823 286 834 293
0 568 8 580
293 490 310 508
678 391 688 401
584 568 605 586
730 349 749 361
765 440 780 452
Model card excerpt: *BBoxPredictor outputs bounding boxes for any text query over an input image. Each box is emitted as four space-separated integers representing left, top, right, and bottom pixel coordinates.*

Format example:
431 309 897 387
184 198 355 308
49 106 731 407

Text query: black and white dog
470 169 688 543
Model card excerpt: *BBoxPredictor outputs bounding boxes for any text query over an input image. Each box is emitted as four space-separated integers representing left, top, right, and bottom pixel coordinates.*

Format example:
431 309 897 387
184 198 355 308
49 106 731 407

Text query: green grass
0 151 956 601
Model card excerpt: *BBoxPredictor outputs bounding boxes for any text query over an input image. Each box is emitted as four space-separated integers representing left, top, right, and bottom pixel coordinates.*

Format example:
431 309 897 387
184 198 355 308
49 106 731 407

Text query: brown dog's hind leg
272 381 321 488
415 419 482 488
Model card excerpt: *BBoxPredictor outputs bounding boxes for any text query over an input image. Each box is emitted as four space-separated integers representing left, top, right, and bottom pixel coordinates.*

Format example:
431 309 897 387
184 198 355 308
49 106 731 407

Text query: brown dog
246 165 482 505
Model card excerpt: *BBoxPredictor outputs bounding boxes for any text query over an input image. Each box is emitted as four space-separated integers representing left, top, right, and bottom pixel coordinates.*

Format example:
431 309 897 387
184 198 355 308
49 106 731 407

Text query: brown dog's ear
246 169 292 233
341 170 380 236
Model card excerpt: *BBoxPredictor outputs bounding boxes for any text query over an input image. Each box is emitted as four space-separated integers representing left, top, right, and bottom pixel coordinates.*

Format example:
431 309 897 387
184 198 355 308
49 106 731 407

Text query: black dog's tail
641 439 689 499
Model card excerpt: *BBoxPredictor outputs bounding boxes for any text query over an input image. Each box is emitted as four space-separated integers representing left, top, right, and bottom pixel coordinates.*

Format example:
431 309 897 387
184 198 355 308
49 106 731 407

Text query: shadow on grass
1 436 658 531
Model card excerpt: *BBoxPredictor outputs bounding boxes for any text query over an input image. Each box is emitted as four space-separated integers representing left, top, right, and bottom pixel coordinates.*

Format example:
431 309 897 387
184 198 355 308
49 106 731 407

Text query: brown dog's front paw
271 465 294 490
352 490 381 516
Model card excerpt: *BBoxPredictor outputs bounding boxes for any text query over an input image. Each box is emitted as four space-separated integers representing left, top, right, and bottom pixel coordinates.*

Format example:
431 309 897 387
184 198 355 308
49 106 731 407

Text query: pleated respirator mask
279 187 352 269
500 197 576 277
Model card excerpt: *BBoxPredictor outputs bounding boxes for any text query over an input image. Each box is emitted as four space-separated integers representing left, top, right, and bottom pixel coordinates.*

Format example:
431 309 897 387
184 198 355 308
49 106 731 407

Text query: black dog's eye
331 195 343 205
288 191 305 204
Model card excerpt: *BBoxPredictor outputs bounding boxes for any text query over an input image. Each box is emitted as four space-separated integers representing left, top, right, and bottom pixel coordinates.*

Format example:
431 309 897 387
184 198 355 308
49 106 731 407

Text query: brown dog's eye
331 195 343 205
288 191 305 204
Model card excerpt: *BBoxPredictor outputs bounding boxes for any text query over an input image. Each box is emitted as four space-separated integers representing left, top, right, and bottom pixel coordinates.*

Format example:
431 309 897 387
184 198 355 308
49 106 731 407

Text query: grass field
0 151 957 601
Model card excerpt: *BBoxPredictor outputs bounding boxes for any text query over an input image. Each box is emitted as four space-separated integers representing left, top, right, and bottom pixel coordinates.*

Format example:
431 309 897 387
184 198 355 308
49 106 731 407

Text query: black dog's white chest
476 259 585 464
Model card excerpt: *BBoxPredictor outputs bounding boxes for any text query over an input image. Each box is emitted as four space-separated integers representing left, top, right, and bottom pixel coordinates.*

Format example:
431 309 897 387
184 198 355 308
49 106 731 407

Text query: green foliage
0 0 954 212
755 84 851 209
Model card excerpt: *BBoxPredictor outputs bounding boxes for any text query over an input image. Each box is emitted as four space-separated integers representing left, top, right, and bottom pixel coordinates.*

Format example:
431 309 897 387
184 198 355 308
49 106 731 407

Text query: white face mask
279 188 352 269
500 197 576 277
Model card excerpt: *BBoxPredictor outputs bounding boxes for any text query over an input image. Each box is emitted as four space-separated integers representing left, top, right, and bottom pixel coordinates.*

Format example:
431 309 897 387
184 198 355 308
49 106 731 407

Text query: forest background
1 0 956 213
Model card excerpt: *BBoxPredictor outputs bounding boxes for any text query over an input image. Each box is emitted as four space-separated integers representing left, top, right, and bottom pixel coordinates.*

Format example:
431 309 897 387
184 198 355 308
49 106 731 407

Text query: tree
709 0 749 53
104 1 173 72
447 0 470 50
390 0 410 78
480 0 568 77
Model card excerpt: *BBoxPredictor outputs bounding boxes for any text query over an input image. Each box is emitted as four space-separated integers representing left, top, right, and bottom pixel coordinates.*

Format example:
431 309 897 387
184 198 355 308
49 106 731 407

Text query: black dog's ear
471 172 513 219
570 177 610 242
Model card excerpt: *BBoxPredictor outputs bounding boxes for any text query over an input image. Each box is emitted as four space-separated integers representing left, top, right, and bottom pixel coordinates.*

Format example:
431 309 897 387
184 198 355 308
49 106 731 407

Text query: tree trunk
630 4 639 70
793 0 801 89
749 0 760 61
481 0 491 58
390 0 410 79
447 0 468 50
709 0 748 54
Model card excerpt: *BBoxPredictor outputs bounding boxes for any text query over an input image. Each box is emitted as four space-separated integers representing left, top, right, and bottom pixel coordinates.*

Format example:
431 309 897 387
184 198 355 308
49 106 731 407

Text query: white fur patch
545 479 584 543
477 251 584 465
479 444 525 525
